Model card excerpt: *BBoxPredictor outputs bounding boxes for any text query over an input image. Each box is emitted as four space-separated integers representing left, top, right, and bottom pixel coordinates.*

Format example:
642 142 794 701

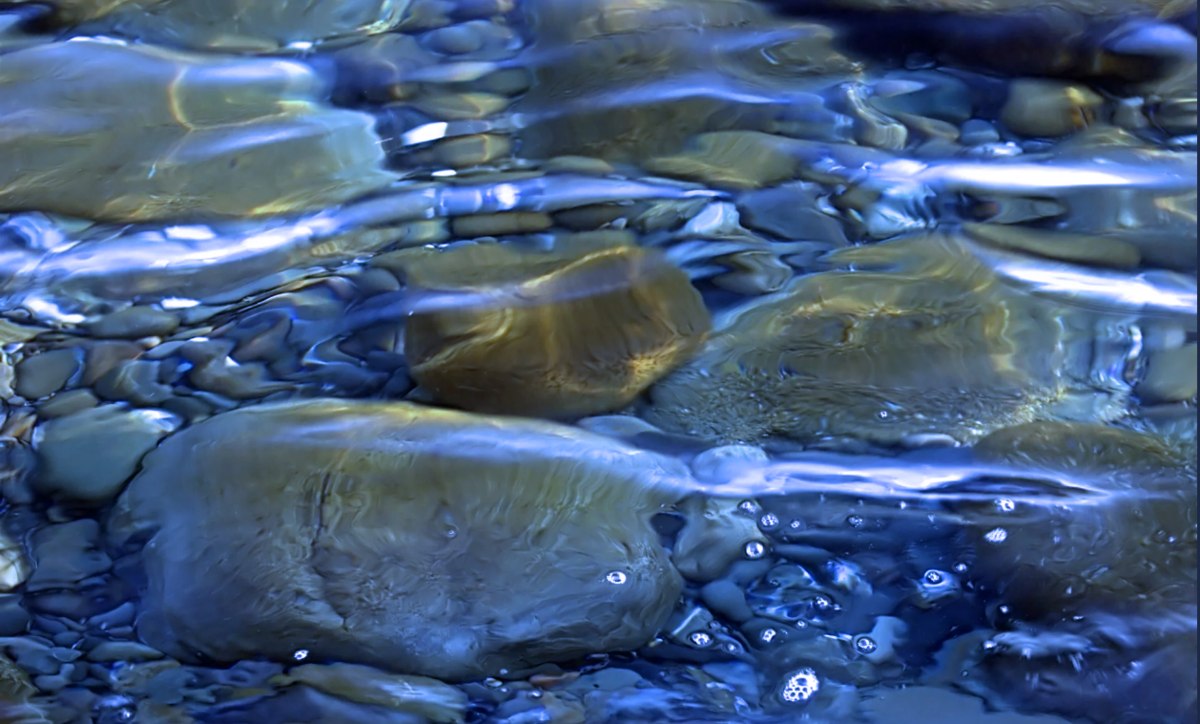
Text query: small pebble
88 307 179 340
15 348 81 400
86 641 164 663
959 119 1000 145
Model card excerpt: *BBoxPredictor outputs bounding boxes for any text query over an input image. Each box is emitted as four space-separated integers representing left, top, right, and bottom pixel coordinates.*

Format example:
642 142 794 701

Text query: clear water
0 1 1195 723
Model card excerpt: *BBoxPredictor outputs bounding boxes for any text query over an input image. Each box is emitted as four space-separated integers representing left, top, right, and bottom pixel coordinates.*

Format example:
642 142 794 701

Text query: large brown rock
107 400 688 681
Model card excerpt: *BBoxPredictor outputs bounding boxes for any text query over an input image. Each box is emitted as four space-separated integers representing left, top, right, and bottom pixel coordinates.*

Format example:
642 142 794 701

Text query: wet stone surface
0 0 1195 722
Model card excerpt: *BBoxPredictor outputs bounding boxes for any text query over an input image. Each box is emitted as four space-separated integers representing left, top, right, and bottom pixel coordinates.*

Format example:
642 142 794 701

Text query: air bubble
995 498 1015 512
789 520 803 529
780 668 820 703
953 562 968 573
744 541 766 559
985 527 1008 544
485 677 503 688
606 571 627 585
293 650 308 661
760 513 779 528
689 631 713 647
924 570 944 585
854 636 877 655
739 500 758 515
761 628 777 643
813 595 833 612
724 642 740 653
846 515 864 528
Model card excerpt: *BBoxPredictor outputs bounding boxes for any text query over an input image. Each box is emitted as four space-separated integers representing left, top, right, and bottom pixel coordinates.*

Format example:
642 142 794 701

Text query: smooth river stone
644 232 1122 445
401 240 711 419
106 399 689 681
15 0 410 50
0 40 396 223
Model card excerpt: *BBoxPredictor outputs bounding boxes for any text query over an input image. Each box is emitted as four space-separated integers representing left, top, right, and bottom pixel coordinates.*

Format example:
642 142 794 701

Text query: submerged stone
644 233 1126 445
107 399 689 681
401 240 710 419
15 0 411 50
274 663 467 723
33 405 180 505
0 40 396 223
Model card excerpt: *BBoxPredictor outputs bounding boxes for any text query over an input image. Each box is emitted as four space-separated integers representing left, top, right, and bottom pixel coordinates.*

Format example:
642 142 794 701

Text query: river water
0 1 1195 722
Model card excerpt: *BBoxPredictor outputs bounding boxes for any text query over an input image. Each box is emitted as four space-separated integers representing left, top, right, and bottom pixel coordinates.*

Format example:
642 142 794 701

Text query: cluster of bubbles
779 668 821 704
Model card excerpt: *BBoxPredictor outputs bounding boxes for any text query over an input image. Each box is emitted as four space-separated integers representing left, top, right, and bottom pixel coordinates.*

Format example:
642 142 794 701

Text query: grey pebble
36 389 100 419
33 406 179 505
87 640 164 663
87 601 136 631
700 579 755 623
0 594 30 636
568 667 643 693
959 119 1000 145
15 348 81 400
34 671 71 694
426 23 483 54
15 647 62 676
737 183 848 245
25 520 111 592
87 307 179 340
93 360 174 406
52 631 81 648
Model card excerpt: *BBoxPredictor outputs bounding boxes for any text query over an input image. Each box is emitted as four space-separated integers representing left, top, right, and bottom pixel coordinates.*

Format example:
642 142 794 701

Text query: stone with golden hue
0 40 396 223
107 399 688 681
1000 79 1104 138
400 240 710 419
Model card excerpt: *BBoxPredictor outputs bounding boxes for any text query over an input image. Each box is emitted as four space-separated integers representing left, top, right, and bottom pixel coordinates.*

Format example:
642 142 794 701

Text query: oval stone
401 240 711 419
107 399 688 681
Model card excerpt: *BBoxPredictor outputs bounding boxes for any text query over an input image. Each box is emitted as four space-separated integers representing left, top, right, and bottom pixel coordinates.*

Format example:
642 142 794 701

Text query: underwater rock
32 406 179 505
273 663 467 723
13 0 411 50
107 399 690 681
644 233 1112 445
0 40 396 223
967 421 1196 620
999 79 1103 137
401 239 710 419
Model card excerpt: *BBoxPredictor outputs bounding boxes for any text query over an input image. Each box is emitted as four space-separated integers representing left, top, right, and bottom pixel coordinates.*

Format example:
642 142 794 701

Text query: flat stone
645 132 808 189
33 405 180 504
19 0 411 50
86 641 164 663
0 40 396 223
24 520 110 593
645 232 1119 445
36 389 100 420
87 307 179 340
738 182 849 244
107 399 690 681
1138 343 1197 404
450 212 553 237
399 239 710 419
14 349 80 401
1000 79 1103 138
277 663 467 723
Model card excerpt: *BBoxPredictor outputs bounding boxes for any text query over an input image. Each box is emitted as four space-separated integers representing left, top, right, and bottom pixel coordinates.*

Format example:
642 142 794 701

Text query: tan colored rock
0 40 396 223
401 239 710 419
1000 79 1103 138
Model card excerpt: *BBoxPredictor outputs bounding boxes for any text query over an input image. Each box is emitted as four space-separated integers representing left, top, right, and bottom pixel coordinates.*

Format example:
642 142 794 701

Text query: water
0 0 1195 722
